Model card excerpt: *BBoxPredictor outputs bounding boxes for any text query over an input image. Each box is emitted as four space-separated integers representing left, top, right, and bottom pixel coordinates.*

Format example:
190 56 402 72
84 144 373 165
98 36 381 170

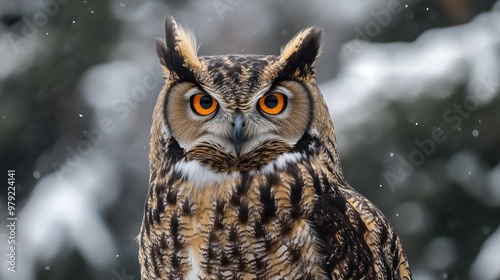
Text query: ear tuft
278 27 322 80
155 17 201 82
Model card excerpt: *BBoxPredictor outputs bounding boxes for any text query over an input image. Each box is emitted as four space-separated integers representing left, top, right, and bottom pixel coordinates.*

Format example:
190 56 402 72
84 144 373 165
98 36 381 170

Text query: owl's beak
232 112 245 157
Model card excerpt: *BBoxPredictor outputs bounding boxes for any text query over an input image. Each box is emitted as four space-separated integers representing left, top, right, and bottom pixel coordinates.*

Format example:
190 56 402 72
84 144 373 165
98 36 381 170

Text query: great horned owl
139 17 412 280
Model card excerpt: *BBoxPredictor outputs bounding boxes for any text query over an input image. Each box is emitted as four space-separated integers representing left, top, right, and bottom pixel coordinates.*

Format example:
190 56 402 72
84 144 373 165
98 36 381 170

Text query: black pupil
199 96 213 109
264 95 279 108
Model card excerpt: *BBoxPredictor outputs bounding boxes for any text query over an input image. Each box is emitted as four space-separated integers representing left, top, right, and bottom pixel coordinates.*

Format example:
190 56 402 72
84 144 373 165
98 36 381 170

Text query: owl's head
151 17 335 174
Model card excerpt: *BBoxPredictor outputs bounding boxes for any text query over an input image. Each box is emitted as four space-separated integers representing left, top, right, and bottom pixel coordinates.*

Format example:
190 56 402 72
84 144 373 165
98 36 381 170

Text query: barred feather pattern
139 131 412 279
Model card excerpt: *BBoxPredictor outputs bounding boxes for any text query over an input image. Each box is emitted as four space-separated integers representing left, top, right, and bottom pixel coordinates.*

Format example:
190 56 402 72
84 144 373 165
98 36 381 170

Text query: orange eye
258 93 287 115
190 94 218 116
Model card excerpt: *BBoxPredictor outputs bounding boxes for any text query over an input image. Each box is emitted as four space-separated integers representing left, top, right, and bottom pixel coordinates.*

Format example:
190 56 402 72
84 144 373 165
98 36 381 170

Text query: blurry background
0 0 499 279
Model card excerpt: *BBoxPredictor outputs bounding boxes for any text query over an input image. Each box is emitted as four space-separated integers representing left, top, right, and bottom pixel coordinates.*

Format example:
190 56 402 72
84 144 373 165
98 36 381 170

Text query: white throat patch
259 152 304 174
173 159 238 188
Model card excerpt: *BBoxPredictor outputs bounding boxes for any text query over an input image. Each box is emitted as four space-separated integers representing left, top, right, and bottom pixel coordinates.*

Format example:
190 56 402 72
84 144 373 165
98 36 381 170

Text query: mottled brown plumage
139 17 412 279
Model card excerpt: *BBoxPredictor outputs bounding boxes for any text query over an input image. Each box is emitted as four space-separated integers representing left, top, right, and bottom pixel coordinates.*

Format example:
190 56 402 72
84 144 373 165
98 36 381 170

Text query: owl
139 17 412 280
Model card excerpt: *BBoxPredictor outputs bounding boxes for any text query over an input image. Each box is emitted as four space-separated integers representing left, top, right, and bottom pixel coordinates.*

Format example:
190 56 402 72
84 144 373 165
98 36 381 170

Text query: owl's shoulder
311 180 412 279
